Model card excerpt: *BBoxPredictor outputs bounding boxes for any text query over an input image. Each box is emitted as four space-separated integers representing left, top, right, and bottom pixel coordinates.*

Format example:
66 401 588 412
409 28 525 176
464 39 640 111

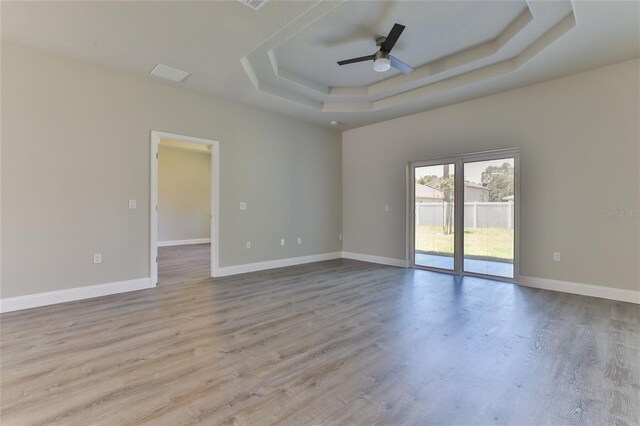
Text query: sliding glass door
463 158 515 278
412 161 457 271
410 149 518 281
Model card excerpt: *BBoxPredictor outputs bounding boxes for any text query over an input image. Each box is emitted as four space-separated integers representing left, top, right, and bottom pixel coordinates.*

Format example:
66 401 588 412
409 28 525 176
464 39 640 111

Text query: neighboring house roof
464 181 489 191
415 183 444 199
424 176 489 190
424 176 446 189
415 180 491 203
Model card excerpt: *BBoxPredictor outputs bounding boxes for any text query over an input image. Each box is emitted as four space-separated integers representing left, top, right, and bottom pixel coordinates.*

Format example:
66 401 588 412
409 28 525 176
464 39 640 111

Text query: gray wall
158 145 211 242
343 59 639 291
1 41 342 298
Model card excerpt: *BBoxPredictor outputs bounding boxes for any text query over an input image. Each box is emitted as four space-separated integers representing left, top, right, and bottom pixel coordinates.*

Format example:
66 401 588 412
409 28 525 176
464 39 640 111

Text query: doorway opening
150 131 220 286
409 148 519 282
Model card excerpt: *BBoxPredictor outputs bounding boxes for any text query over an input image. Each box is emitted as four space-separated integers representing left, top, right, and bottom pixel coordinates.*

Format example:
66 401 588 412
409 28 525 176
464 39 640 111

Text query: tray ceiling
2 0 639 129
242 0 577 112
274 1 529 88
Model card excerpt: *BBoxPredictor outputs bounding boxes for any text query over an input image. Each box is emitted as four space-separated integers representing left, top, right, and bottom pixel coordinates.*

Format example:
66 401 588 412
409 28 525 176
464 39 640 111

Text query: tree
416 175 438 186
481 162 514 202
441 166 454 235
415 171 454 234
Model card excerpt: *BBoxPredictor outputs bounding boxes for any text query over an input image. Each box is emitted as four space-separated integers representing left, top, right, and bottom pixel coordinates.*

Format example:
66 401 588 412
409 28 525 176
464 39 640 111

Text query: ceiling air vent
237 0 268 11
150 64 190 83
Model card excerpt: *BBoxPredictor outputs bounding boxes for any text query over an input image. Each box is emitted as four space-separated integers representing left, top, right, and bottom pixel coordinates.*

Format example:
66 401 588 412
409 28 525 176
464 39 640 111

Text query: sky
415 158 514 185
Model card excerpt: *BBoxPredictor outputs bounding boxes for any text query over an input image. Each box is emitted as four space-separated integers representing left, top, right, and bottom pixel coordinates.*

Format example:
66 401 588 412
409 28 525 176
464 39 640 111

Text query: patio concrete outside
415 253 514 278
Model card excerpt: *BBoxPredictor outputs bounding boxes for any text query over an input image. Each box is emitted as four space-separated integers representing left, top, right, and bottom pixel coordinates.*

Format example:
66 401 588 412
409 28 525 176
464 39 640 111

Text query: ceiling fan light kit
373 51 391 72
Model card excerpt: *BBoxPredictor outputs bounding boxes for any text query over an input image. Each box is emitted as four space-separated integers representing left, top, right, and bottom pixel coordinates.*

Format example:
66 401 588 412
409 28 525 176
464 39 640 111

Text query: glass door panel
463 158 515 278
414 163 456 270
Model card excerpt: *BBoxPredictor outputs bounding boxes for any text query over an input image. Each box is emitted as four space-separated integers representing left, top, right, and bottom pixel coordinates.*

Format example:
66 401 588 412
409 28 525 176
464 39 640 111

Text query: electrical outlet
128 199 136 209
246 241 251 249
239 202 247 210
280 238 285 246
93 253 102 264
553 252 561 262
297 237 302 244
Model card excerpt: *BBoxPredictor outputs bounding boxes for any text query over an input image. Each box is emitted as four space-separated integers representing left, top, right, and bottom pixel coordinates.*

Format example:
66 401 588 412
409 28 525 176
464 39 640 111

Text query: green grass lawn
415 225 514 261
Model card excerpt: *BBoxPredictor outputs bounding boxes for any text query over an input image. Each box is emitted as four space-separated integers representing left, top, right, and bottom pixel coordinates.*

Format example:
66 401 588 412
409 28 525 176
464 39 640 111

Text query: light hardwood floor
1 244 638 425
158 243 212 286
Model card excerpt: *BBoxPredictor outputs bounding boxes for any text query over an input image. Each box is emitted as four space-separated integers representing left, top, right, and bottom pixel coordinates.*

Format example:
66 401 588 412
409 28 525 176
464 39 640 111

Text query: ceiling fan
337 23 413 74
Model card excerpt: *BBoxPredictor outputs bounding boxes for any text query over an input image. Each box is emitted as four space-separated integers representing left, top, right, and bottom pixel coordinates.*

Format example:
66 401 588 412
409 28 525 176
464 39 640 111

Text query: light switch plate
246 241 251 249
240 202 247 210
128 200 136 209
280 239 285 246
93 253 102 264
297 237 302 244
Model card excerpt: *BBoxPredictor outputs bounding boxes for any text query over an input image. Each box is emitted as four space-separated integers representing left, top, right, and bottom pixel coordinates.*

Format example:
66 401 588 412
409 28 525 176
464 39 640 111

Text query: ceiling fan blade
337 55 375 66
381 23 405 53
389 55 413 74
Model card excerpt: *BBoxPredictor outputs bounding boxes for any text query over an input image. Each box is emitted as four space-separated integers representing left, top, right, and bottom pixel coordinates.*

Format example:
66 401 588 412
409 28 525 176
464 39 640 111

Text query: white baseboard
0 278 154 313
338 252 638 304
215 252 342 277
341 251 409 268
519 276 639 304
4 260 634 314
157 238 211 247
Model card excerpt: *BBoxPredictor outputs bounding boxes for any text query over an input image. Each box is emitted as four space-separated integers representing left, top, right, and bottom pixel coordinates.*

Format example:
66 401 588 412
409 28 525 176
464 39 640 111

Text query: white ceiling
2 1 638 130
276 1 528 87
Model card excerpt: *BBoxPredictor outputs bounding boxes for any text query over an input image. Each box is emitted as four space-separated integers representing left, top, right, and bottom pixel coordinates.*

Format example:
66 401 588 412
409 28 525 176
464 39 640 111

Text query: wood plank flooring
1 244 638 425
158 243 211 286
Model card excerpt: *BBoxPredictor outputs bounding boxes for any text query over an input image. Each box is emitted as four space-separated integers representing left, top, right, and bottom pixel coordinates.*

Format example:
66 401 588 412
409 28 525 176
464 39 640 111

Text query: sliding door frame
409 148 520 283
409 155 463 275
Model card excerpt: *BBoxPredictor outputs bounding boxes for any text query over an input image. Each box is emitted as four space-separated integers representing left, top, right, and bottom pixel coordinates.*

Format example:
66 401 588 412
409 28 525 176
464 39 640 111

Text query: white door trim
150 131 220 285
